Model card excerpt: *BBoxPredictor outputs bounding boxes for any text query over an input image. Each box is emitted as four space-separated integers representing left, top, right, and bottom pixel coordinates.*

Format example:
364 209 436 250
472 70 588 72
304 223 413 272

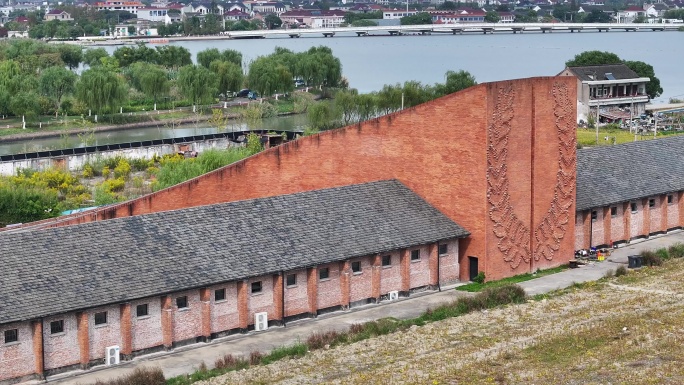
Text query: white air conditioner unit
388 291 399 301
105 345 120 366
254 312 268 332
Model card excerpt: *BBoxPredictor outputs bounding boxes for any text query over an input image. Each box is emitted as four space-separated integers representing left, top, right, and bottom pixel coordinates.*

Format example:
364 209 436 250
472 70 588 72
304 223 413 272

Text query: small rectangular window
94 311 107 326
50 320 64 334
319 267 329 280
411 249 420 261
251 281 262 294
4 329 18 344
351 261 361 273
214 288 226 302
611 206 617 216
136 304 149 317
382 255 391 266
649 199 655 208
286 274 296 286
631 202 637 213
439 244 448 255
176 296 188 309
668 195 673 204
591 210 597 221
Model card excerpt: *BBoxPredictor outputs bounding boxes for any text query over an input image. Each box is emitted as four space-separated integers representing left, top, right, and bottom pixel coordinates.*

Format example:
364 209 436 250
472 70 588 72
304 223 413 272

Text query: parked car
294 79 305 87
236 89 251 98
248 91 259 100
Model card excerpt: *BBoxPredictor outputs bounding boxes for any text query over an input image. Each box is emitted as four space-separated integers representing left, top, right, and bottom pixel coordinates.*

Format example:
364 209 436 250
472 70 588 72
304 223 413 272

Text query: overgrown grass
92 367 165 385
117 285 525 385
576 127 684 147
456 265 567 292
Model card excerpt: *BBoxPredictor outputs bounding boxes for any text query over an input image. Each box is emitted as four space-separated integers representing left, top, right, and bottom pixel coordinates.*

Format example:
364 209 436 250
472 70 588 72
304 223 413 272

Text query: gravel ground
194 259 684 385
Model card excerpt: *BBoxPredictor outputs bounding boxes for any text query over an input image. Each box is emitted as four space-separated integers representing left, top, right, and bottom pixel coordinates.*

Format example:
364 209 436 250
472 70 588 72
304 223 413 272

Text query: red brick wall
0 322 35 381
317 263 342 310
671 193 682 229
409 246 431 288
210 282 239 333
284 270 308 317
43 314 79 370
130 297 163 351
379 251 402 294
439 239 459 284
349 256 373 303
172 290 201 342
44 77 577 281
88 305 121 361
247 276 275 325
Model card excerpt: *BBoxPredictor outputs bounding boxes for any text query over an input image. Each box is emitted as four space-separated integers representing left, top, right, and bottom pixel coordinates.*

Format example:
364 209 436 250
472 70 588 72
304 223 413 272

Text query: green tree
209 60 244 97
58 44 83 70
485 11 501 23
351 19 378 27
624 60 663 99
633 15 647 23
76 67 128 117
39 66 77 116
264 14 282 29
376 84 403 114
155 45 192 69
0 184 59 227
113 43 160 67
129 63 170 110
438 1 456 10
583 9 611 23
565 50 622 66
247 56 294 97
221 49 242 68
83 48 109 67
197 48 221 68
177 64 218 107
307 102 338 131
400 12 433 25
434 70 477 97
333 89 359 126
10 91 40 127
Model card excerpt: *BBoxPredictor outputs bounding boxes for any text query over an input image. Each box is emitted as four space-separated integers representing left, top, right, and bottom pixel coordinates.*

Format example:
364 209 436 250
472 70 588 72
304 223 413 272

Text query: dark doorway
468 257 479 281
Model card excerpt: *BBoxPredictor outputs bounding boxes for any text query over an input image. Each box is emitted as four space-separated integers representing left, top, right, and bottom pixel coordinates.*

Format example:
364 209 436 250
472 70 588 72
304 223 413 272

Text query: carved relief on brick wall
487 81 576 270
533 81 576 262
486 83 531 269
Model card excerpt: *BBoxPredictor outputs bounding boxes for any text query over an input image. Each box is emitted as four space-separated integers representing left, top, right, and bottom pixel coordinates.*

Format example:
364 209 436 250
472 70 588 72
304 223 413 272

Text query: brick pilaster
679 192 684 229
272 274 283 321
661 195 668 232
339 261 350 309
237 281 249 330
160 296 173 349
400 249 410 293
371 255 381 300
199 288 211 340
306 267 318 316
643 198 651 236
602 207 611 246
119 304 132 358
428 243 438 287
582 211 591 249
32 320 44 378
76 312 89 369
623 202 631 241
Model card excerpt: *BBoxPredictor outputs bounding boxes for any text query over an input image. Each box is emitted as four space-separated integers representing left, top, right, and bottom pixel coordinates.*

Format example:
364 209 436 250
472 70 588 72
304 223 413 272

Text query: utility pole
595 102 600 145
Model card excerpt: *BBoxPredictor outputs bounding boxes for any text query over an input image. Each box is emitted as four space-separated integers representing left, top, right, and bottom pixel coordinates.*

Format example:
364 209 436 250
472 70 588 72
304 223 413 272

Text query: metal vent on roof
605 73 616 80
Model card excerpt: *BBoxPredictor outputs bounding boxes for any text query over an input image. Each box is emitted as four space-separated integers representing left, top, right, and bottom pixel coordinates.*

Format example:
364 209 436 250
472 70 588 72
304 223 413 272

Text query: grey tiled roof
0 180 468 325
567 64 640 82
576 135 684 211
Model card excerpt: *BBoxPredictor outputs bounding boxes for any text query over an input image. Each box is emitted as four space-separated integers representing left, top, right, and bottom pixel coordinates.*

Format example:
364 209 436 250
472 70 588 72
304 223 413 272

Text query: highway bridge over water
222 22 682 39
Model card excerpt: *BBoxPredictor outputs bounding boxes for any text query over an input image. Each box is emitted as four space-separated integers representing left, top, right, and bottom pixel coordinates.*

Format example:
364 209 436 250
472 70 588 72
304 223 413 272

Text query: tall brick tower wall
37 77 577 281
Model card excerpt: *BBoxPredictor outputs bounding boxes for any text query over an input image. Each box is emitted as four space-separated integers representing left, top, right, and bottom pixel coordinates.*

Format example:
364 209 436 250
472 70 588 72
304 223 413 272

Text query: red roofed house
44 9 73 21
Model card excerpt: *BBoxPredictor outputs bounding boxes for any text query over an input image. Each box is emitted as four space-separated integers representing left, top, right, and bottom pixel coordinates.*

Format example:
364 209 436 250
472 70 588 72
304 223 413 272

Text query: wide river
1 30 681 155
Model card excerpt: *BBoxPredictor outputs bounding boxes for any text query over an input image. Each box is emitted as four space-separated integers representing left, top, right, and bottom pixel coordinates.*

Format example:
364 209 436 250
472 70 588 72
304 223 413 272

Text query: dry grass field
196 259 684 385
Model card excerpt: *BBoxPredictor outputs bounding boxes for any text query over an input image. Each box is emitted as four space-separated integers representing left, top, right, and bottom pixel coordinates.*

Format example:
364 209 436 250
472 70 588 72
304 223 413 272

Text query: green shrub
82 164 94 178
640 250 663 267
473 271 486 284
92 367 165 385
655 247 670 261
130 157 153 171
615 265 627 277
113 159 132 179
668 243 684 258
213 354 247 370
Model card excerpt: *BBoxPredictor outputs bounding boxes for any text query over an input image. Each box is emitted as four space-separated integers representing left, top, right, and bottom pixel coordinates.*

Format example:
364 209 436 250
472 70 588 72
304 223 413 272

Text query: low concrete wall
0 138 239 176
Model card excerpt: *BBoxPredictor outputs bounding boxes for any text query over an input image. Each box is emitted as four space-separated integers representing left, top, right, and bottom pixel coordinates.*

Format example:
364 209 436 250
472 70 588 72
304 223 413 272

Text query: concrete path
43 230 684 385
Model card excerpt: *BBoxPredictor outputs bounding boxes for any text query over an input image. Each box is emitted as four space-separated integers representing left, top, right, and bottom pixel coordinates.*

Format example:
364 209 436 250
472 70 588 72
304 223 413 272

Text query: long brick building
1 76 683 383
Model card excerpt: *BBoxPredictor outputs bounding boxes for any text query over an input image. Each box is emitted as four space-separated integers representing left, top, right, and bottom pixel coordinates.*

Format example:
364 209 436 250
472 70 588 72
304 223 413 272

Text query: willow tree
76 67 127 121
209 60 243 98
247 56 293 97
177 64 218 111
40 66 77 116
128 63 170 110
